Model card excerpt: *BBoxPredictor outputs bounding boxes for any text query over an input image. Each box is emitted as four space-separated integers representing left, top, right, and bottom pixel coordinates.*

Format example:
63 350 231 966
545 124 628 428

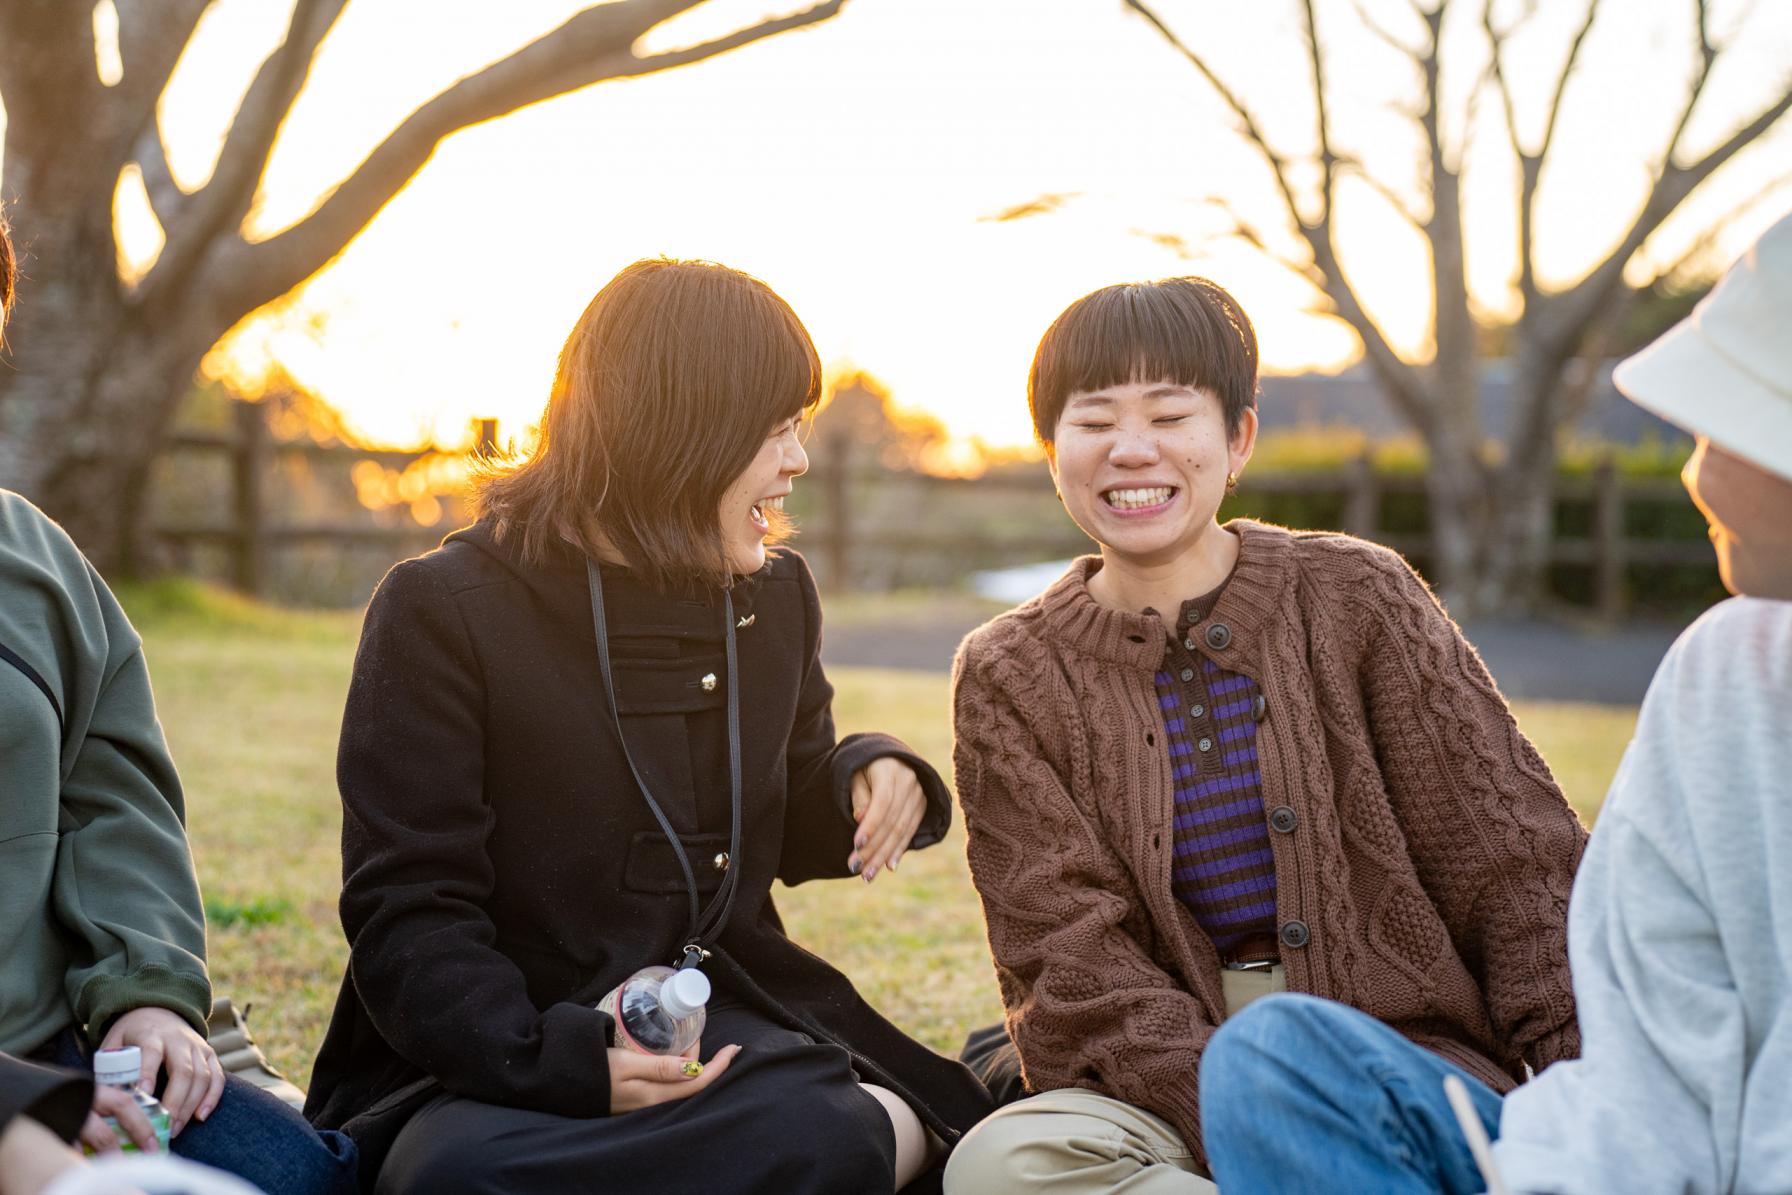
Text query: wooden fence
155 403 1710 613
806 450 1712 617
155 401 494 597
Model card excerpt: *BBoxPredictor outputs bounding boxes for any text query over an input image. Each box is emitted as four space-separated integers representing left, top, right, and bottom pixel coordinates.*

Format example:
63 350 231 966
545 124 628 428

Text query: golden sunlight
85 0 1792 457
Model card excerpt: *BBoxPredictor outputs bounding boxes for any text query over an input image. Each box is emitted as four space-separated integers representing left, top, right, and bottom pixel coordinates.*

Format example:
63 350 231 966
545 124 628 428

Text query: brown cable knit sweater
951 520 1586 1167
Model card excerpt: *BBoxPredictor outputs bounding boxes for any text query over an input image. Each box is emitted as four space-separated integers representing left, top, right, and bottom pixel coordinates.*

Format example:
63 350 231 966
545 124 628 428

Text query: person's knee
377 1106 501 1195
171 1077 355 1195
944 1110 1048 1193
1202 994 1349 1126
945 1099 1152 1193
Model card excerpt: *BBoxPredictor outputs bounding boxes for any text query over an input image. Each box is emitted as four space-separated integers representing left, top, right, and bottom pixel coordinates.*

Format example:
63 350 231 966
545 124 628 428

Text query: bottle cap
659 968 711 1020
94 1047 142 1084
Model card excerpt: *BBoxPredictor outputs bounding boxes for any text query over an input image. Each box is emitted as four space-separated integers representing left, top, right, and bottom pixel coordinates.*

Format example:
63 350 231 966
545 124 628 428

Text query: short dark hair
477 259 821 590
1028 276 1259 444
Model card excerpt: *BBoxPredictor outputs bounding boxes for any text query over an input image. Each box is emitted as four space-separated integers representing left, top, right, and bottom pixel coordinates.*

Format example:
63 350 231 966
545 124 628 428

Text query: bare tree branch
1553 41 1792 350
1199 198 1326 287
201 0 848 323
0 2 106 180
1514 0 1788 466
1663 0 1719 167
138 0 351 308
1411 2 1451 228
1348 0 1424 61
1407 0 1478 426
1479 0 1587 309
1537 0 1601 165
1480 6 1524 162
1336 158 1426 230
111 0 210 150
1122 0 1308 227
1127 0 1435 432
1299 0 1338 224
979 192 1081 222
131 124 186 233
1640 167 1792 287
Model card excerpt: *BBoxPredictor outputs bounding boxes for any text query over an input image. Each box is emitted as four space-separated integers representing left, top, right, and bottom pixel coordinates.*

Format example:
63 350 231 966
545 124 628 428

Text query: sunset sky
69 0 1792 455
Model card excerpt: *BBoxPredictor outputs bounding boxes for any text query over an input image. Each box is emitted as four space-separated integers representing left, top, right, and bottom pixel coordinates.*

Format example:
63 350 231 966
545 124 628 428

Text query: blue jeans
1198 994 1504 1195
34 1027 357 1195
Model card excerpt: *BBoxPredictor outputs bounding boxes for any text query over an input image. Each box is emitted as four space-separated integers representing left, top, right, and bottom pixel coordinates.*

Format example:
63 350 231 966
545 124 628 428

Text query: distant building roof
1257 361 1684 444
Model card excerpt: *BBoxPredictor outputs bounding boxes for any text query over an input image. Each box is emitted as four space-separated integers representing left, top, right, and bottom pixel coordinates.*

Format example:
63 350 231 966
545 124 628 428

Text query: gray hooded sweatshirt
0 490 208 1054
1495 596 1792 1193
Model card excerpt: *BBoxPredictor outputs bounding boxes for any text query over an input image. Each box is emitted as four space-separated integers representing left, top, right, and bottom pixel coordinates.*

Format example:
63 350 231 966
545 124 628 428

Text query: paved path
823 611 1689 705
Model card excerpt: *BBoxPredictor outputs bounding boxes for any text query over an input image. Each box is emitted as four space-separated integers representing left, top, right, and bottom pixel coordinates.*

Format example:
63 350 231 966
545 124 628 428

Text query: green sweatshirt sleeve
0 492 210 1044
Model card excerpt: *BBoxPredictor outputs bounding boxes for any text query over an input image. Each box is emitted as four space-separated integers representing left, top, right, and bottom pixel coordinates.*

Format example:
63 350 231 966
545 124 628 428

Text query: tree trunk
1421 439 1558 619
1473 457 1556 617
1 1 852 578
0 189 218 573
2 312 214 573
1422 448 1484 615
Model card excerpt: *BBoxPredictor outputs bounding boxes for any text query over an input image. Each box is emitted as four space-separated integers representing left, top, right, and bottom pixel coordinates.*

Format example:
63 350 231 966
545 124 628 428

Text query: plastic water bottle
92 1046 171 1153
596 965 710 1055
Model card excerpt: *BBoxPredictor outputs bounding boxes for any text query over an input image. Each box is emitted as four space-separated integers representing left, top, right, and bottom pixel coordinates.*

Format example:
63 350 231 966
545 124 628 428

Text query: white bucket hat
1613 209 1792 483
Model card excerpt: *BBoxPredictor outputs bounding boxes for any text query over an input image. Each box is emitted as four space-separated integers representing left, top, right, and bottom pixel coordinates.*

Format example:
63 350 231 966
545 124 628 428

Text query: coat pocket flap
621 830 731 896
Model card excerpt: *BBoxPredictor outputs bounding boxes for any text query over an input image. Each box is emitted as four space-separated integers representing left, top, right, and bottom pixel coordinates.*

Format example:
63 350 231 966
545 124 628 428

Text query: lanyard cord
587 561 744 963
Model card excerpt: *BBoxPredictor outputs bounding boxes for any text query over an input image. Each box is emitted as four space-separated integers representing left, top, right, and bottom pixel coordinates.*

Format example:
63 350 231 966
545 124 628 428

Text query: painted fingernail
848 856 861 875
864 865 878 882
889 853 901 872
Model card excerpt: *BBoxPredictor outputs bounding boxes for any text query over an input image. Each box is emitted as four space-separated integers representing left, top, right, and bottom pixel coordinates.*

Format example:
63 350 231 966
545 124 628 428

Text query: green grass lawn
126 582 1637 1092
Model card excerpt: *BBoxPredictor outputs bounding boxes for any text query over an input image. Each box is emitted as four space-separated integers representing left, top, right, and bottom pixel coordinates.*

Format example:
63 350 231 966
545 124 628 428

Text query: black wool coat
304 523 993 1181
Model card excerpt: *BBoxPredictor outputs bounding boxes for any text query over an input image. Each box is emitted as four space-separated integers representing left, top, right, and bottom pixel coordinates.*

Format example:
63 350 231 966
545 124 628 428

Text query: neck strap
587 561 743 964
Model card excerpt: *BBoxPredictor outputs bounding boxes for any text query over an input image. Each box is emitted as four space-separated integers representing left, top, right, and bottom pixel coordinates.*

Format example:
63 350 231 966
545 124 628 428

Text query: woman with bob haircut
304 259 993 1193
944 276 1586 1194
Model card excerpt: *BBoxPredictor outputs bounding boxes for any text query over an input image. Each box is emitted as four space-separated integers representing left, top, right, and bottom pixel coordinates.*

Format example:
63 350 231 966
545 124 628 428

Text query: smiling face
1049 379 1257 568
1683 437 1792 600
719 415 809 575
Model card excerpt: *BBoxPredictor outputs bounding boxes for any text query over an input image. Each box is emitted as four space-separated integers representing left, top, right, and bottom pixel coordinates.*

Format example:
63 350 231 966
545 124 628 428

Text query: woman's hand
848 757 927 882
98 1007 225 1137
608 1044 739 1113
77 1081 162 1155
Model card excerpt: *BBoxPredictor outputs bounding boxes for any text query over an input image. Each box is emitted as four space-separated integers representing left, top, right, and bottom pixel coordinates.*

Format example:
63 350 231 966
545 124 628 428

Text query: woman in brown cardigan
944 277 1587 1194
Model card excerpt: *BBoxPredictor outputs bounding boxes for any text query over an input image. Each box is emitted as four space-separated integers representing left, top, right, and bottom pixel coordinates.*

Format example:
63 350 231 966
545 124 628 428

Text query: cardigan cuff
1526 1022 1582 1072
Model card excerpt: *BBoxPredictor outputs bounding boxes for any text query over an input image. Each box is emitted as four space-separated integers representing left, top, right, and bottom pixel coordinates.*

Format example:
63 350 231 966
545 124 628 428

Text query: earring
1225 471 1239 495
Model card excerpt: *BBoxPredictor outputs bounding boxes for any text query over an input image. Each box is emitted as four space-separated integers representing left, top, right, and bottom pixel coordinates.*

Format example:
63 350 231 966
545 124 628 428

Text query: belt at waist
1220 932 1281 970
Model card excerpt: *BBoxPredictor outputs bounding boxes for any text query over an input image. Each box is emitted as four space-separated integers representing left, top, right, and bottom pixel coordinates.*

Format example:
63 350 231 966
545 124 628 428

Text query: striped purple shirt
1154 587 1276 956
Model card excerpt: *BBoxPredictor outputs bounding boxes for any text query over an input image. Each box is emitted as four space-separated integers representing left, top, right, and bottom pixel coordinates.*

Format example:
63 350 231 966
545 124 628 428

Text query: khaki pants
944 965 1286 1195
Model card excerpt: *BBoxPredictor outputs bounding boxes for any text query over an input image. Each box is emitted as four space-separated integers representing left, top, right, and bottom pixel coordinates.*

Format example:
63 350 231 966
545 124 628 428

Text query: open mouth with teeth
748 494 786 534
1101 486 1178 514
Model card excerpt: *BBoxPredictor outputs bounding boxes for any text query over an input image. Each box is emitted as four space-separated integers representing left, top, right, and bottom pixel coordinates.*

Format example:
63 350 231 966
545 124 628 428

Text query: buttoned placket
1165 633 1218 760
